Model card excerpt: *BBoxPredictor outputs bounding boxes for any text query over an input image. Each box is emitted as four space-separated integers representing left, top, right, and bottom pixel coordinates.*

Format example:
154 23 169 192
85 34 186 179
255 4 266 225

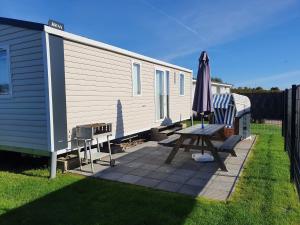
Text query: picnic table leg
165 136 185 164
204 138 227 171
184 136 197 152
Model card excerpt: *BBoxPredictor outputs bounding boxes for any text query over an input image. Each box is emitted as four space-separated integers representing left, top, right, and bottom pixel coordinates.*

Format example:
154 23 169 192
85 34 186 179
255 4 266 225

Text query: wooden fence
283 85 300 198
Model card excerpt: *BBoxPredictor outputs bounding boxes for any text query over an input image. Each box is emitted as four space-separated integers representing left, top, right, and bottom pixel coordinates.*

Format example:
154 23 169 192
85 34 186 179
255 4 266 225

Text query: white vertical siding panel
0 24 48 151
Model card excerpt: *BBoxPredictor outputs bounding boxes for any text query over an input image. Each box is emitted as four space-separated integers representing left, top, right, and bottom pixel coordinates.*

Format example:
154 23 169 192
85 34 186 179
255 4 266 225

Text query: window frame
154 67 171 122
0 44 12 98
179 73 185 96
165 69 170 118
131 60 142 96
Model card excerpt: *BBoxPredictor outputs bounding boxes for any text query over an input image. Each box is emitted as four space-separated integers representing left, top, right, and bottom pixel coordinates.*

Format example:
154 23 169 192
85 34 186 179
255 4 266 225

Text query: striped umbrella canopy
192 51 213 115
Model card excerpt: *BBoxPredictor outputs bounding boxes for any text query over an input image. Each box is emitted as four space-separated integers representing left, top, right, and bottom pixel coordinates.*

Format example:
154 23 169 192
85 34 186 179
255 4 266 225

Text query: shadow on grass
0 151 49 177
0 150 199 225
0 177 197 225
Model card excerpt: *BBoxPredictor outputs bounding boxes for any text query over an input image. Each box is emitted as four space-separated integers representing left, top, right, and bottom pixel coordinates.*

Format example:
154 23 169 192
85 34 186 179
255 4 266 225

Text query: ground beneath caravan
0 124 299 225
71 138 255 200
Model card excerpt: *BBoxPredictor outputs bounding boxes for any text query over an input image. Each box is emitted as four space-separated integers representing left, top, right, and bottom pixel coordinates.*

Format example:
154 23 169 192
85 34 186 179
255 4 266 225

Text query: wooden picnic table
165 124 227 171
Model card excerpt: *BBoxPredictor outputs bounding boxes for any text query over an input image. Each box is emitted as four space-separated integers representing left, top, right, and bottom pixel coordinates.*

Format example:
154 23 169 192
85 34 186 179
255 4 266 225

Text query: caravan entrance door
155 69 170 121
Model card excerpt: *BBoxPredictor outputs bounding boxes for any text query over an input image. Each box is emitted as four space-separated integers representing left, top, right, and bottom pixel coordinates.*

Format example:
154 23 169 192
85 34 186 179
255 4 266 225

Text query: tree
270 87 280 92
211 77 223 83
231 86 283 94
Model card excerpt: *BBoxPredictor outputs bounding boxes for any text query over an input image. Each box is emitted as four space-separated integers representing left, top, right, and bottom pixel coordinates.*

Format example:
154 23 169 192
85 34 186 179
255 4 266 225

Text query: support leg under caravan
50 152 57 179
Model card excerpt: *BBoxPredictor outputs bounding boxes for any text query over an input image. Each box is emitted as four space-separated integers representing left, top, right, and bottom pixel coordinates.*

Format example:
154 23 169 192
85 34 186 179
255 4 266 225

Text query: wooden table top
176 124 225 136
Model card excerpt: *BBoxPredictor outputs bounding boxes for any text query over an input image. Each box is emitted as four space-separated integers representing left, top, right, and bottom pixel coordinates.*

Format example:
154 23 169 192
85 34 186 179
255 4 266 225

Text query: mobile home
192 79 232 97
0 17 193 177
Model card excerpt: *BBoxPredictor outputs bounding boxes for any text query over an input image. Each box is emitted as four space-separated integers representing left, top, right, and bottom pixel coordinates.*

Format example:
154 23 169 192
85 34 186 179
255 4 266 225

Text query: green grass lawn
0 124 299 225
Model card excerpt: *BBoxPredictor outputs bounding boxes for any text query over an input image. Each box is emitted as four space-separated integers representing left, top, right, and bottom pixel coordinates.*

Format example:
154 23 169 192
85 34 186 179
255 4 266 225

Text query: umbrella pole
202 137 204 155
201 114 204 129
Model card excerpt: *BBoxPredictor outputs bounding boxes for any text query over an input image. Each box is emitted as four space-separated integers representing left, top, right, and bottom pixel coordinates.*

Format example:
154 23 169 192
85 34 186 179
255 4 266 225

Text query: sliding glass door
155 70 170 120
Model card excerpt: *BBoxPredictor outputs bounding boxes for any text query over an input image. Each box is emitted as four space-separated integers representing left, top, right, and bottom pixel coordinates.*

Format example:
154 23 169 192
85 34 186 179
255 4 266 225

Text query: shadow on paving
0 151 198 225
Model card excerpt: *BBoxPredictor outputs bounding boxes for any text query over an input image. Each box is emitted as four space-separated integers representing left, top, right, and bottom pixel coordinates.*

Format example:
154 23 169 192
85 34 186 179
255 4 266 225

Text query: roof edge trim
44 25 192 73
0 17 44 31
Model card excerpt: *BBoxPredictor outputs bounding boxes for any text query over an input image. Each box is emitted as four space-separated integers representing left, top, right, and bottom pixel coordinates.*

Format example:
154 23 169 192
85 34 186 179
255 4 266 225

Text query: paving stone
179 162 203 171
118 174 142 184
142 154 159 159
235 144 253 151
200 164 220 172
216 169 240 176
133 148 152 154
135 177 161 188
236 145 251 151
193 170 216 180
171 157 185 162
170 161 185 168
206 180 234 192
225 158 244 165
201 188 230 200
96 171 124 180
123 153 143 159
156 181 182 192
145 171 169 180
225 163 243 171
177 153 190 158
148 150 163 156
138 158 155 164
236 150 248 156
126 168 150 176
130 149 149 156
186 177 209 187
116 156 135 164
141 163 161 170
110 165 135 173
173 168 196 177
126 161 143 168
146 160 164 166
179 184 203 196
156 165 176 174
166 174 190 183
213 175 237 184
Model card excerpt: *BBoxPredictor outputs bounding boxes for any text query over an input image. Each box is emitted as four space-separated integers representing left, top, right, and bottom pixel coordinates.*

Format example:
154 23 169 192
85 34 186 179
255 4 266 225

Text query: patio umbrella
192 51 214 162
192 51 213 128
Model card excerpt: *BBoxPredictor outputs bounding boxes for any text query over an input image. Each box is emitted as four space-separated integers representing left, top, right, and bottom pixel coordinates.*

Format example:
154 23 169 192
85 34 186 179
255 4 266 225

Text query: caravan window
0 46 11 96
179 73 184 96
132 62 141 96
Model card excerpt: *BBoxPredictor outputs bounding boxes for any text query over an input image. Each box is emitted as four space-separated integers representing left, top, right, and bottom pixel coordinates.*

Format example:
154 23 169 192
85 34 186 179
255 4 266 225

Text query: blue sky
1 0 300 89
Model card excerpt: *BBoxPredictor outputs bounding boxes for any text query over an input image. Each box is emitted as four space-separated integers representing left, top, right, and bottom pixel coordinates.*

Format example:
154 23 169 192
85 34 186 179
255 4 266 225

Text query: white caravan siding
192 81 231 99
63 40 192 141
0 24 48 152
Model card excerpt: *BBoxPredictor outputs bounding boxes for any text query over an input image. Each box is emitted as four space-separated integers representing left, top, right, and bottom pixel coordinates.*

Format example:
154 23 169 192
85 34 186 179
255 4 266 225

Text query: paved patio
71 136 256 200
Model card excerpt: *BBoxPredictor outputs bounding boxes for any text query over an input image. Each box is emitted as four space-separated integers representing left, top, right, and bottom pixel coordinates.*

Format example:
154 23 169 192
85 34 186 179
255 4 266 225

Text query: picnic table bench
160 124 241 171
